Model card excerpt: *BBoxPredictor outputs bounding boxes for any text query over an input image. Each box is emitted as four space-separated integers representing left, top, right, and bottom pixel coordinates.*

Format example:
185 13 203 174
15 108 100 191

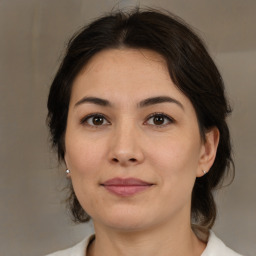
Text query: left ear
197 127 220 177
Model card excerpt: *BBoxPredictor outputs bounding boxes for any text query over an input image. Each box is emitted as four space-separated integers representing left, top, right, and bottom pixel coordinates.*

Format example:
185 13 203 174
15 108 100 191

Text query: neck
87 216 206 256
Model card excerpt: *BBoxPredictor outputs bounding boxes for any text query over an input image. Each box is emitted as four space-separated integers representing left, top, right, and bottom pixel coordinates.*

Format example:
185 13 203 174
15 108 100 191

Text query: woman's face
65 48 217 232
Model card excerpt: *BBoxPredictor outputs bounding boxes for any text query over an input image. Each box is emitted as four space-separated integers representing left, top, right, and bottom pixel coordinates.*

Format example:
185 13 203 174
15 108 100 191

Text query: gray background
0 0 255 255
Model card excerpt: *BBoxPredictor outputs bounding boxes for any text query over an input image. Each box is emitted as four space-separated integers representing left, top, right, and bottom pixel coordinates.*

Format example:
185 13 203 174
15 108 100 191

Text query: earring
202 170 207 175
66 169 70 174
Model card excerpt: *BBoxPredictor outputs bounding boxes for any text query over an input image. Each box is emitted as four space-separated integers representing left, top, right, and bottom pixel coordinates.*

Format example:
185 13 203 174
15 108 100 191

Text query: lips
101 178 153 197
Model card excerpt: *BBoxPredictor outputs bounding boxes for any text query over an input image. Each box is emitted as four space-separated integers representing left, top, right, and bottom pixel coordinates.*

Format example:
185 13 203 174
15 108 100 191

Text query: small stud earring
202 170 207 175
66 169 70 174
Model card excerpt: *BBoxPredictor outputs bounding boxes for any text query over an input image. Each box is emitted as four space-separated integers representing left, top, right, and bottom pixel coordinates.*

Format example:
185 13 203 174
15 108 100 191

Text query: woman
46 9 243 256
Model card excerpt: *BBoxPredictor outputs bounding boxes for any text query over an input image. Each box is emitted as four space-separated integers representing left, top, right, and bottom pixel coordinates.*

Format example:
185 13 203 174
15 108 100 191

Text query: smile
101 178 153 197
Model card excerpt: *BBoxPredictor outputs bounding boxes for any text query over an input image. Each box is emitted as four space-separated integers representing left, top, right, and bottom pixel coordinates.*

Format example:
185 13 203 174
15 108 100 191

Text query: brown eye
81 114 110 127
153 115 165 125
146 113 173 127
92 116 104 125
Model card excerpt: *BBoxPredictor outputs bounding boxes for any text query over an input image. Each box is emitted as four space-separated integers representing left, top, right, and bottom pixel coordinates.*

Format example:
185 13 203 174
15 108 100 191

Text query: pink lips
101 178 153 197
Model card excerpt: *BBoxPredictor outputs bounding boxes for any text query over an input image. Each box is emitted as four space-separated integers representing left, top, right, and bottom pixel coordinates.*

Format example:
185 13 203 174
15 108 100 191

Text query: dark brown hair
47 8 234 236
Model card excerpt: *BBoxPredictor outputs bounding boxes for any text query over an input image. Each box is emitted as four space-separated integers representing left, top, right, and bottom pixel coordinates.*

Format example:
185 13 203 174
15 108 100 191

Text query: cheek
64 139 105 213
150 137 201 169
147 134 202 189
65 136 105 176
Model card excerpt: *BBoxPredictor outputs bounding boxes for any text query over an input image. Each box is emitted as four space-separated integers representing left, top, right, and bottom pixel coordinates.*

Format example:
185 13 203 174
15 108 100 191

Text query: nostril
129 158 137 162
112 158 119 163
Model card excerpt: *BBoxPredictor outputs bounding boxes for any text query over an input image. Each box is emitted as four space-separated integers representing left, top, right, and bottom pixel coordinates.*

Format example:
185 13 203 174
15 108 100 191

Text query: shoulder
202 231 243 256
44 234 94 256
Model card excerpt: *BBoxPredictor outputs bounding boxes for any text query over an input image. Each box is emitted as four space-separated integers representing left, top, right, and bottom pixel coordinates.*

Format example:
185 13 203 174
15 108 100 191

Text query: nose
108 121 145 166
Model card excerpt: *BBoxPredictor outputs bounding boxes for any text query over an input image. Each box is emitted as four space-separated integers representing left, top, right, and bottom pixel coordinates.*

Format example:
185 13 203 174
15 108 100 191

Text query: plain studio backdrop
0 0 255 255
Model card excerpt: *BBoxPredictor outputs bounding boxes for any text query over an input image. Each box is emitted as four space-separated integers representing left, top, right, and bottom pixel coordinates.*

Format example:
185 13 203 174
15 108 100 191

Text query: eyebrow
74 95 184 110
139 96 184 110
75 97 111 107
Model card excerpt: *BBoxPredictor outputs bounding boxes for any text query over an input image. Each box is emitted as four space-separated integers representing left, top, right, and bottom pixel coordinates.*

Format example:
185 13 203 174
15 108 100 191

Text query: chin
94 206 151 231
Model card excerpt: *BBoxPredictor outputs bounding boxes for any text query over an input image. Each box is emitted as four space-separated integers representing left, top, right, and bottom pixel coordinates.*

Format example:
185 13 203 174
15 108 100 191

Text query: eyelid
80 112 174 128
144 112 175 126
80 113 111 126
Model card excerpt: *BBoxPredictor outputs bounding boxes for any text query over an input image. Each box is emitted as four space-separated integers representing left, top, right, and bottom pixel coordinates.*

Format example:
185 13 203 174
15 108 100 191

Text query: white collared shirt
45 231 243 256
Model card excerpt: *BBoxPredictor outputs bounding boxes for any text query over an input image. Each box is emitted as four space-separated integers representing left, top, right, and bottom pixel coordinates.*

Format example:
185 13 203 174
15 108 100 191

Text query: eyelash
80 113 110 128
144 112 175 127
80 112 175 128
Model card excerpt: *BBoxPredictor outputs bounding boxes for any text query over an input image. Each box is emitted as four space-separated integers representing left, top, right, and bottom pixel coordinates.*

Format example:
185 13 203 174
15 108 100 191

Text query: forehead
70 48 190 108
78 48 168 84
